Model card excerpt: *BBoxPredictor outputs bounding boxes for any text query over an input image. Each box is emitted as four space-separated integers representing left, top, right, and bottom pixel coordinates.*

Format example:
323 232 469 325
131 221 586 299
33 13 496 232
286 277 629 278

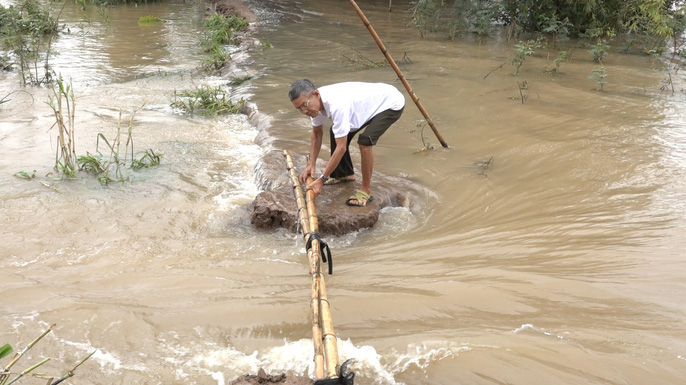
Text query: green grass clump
203 12 248 45
14 170 36 179
138 15 165 26
200 12 248 71
171 86 246 116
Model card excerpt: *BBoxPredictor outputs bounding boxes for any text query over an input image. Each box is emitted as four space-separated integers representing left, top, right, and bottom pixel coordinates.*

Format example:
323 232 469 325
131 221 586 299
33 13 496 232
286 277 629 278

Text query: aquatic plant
409 120 434 151
46 75 78 177
584 28 614 63
0 324 94 385
204 12 248 45
137 15 165 26
78 107 161 185
511 37 543 76
0 0 62 85
228 75 253 87
588 66 608 91
202 43 231 71
341 50 389 69
14 170 36 179
545 50 571 74
171 86 246 116
200 12 248 72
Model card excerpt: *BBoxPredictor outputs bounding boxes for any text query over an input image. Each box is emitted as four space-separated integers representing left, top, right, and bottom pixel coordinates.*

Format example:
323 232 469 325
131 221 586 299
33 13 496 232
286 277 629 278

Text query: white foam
513 323 565 340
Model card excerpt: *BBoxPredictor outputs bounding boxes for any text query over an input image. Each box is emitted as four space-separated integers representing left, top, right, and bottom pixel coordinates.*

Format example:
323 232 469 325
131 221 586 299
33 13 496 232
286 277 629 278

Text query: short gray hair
288 79 316 101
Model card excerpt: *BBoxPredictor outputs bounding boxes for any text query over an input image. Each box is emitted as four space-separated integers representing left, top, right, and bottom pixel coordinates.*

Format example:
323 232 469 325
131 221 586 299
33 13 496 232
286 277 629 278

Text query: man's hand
299 165 315 184
305 177 324 198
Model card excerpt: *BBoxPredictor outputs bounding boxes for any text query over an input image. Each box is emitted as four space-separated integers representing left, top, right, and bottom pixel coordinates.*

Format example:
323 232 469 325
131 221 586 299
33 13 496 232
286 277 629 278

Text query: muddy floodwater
1 0 686 384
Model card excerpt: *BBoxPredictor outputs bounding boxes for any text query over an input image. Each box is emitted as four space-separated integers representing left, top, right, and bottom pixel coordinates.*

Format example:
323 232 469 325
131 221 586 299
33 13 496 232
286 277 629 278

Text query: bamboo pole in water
283 150 325 380
347 0 449 148
304 175 340 379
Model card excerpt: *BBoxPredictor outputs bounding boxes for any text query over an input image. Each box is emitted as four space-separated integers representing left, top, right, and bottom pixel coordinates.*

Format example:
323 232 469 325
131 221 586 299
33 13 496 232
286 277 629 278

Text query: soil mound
230 368 313 385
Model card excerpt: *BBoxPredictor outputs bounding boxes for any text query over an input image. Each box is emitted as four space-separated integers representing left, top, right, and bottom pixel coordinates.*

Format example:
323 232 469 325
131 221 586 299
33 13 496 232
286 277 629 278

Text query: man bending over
288 79 405 207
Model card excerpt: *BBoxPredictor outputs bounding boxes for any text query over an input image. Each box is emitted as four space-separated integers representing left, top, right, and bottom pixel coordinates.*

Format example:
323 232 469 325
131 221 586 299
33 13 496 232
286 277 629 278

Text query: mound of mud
230 368 313 385
250 149 424 236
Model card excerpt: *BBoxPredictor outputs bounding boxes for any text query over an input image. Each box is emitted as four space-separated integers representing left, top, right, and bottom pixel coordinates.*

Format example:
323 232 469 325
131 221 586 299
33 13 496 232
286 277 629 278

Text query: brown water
2 1 686 384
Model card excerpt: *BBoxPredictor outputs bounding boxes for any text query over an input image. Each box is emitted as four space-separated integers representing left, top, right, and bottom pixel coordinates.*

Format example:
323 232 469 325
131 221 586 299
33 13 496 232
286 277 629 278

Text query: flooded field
1 0 685 384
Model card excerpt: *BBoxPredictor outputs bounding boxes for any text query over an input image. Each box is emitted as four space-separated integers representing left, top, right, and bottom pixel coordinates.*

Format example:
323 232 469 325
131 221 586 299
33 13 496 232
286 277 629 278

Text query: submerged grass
78 107 163 185
137 15 165 26
171 86 245 116
201 12 249 72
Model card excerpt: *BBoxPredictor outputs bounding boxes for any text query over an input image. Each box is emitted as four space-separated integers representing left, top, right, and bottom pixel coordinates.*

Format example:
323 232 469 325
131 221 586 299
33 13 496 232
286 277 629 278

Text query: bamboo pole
283 150 324 380
1 324 55 385
284 150 341 380
304 176 340 379
348 0 449 148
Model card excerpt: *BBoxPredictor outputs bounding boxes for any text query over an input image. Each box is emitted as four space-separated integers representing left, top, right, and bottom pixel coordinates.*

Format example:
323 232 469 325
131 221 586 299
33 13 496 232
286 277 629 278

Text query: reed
1 324 94 385
47 76 77 177
77 107 160 185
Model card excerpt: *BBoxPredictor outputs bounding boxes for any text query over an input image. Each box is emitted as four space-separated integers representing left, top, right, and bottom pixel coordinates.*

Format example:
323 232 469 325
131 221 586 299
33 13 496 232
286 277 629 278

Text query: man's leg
359 144 373 196
329 125 356 179
349 108 403 204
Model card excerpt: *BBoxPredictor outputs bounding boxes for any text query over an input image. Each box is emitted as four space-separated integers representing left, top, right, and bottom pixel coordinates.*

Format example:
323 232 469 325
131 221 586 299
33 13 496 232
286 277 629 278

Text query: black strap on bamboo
306 232 333 275
313 359 355 385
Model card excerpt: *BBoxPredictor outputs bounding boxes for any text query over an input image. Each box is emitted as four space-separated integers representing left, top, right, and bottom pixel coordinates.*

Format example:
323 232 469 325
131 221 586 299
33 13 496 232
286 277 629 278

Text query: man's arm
299 124 324 183
306 135 347 197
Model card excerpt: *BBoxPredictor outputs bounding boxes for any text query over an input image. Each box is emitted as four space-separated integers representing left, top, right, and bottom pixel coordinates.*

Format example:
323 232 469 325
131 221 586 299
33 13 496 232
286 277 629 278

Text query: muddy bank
230 368 313 385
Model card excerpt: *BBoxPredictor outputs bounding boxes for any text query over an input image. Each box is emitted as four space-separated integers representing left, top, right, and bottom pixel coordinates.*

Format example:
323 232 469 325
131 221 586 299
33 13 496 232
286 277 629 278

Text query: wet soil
230 369 313 385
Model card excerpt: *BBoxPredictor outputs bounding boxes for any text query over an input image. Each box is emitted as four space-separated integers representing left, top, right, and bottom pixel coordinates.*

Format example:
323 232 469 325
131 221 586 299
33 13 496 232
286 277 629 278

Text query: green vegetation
588 66 608 91
409 1 684 42
0 0 61 85
546 50 571 74
584 28 615 63
47 76 78 177
45 79 161 184
409 120 435 151
171 86 246 116
1 324 94 385
78 108 162 185
228 75 253 87
201 12 249 71
511 37 543 76
14 170 36 179
137 15 165 26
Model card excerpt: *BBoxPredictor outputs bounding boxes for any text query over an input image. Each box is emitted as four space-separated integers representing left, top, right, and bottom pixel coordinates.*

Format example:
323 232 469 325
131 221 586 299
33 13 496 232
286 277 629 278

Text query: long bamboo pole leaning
283 150 325 380
348 0 449 148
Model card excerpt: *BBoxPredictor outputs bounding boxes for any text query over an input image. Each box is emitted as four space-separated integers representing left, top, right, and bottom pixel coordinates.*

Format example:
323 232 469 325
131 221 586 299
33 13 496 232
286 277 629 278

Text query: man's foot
346 189 374 207
324 176 356 186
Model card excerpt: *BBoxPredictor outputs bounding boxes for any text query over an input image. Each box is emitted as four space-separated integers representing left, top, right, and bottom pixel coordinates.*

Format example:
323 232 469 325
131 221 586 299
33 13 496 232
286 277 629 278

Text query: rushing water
2 0 686 384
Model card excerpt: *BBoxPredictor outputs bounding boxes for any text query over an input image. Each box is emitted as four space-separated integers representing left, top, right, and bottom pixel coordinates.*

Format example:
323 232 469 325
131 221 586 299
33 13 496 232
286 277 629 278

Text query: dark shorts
356 107 404 146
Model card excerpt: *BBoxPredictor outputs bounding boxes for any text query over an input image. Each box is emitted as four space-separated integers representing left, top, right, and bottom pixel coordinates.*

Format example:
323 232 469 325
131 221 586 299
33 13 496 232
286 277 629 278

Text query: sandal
346 189 374 207
324 176 355 186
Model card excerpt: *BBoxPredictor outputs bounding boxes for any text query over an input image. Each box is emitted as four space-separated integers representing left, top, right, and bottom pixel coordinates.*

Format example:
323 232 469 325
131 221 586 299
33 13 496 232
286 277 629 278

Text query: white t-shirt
310 82 405 138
